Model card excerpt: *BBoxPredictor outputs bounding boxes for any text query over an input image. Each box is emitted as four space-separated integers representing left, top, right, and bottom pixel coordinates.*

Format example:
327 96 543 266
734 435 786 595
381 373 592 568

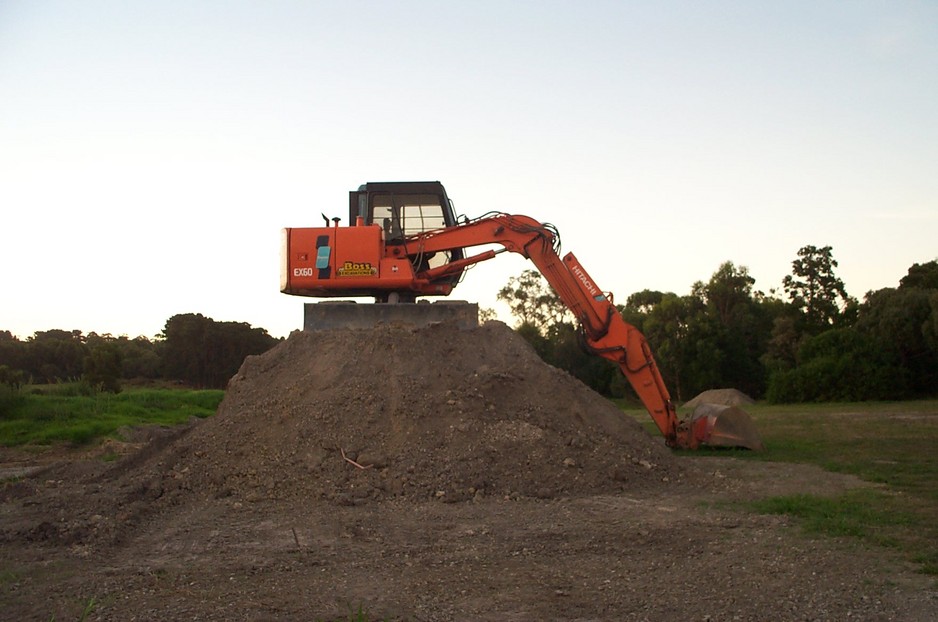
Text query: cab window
372 193 447 240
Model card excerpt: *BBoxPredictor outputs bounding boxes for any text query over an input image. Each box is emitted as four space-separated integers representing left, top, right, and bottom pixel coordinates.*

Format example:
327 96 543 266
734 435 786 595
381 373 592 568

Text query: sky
1 0 936 340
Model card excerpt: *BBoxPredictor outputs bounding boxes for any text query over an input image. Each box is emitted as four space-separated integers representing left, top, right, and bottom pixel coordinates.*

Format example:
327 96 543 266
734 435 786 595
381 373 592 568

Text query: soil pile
133 321 680 508
4 321 682 548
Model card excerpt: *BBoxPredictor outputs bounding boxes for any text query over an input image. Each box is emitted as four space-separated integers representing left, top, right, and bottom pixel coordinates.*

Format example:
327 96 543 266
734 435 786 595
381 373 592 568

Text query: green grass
0 568 20 585
747 488 917 542
47 596 97 622
620 399 938 575
0 386 224 447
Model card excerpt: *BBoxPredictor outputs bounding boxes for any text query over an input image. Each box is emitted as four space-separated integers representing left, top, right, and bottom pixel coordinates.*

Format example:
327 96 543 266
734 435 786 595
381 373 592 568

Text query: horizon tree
782 244 855 333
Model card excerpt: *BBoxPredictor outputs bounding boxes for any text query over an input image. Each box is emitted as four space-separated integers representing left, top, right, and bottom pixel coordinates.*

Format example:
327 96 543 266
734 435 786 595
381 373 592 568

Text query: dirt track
1 323 937 620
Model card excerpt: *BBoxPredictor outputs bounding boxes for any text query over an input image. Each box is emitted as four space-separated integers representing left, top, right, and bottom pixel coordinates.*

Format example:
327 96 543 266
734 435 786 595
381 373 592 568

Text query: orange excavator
281 181 763 450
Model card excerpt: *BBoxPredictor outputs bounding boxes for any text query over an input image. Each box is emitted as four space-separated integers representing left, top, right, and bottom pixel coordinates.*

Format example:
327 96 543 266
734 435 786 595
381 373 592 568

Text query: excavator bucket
687 403 764 450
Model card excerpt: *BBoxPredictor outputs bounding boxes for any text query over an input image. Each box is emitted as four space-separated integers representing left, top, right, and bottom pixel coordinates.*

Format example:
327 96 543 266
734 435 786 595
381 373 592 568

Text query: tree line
0 314 280 393
498 248 938 403
3 249 935 404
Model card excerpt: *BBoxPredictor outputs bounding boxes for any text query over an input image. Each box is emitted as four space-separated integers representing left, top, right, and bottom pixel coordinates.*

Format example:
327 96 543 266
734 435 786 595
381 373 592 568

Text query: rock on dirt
683 388 756 409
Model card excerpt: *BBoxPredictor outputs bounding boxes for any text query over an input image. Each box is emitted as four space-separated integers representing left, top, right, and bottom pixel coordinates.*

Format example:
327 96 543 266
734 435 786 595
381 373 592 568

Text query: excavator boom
282 185 764 450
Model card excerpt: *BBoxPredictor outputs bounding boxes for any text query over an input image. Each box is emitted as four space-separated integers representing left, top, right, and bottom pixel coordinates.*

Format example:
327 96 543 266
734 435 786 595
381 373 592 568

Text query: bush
766 328 909 402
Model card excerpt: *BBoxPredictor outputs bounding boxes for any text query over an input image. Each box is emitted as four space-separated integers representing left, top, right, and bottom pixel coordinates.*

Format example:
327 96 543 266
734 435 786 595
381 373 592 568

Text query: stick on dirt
339 447 371 470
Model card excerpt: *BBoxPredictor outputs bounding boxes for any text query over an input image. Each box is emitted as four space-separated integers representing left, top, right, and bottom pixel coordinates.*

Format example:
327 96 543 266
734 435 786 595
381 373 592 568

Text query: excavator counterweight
281 181 764 450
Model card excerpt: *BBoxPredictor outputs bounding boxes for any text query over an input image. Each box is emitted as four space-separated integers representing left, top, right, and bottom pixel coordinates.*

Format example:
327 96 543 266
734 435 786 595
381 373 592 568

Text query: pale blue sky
2 1 936 339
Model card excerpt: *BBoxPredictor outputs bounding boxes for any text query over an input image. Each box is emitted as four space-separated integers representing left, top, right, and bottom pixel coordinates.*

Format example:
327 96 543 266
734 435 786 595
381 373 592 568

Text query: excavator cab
282 181 470 301
348 181 466 292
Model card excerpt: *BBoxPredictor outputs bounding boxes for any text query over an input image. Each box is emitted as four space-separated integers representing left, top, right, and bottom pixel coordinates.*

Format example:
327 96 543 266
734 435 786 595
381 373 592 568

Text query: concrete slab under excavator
303 301 479 331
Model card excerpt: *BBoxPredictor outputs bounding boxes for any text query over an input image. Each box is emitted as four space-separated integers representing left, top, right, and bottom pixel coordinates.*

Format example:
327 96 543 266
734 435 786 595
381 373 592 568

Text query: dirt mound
683 388 755 409
1 322 682 549
129 321 679 508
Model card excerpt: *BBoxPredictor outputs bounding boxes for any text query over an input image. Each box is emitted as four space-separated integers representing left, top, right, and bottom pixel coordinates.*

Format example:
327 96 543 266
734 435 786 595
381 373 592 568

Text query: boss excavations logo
337 261 378 277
